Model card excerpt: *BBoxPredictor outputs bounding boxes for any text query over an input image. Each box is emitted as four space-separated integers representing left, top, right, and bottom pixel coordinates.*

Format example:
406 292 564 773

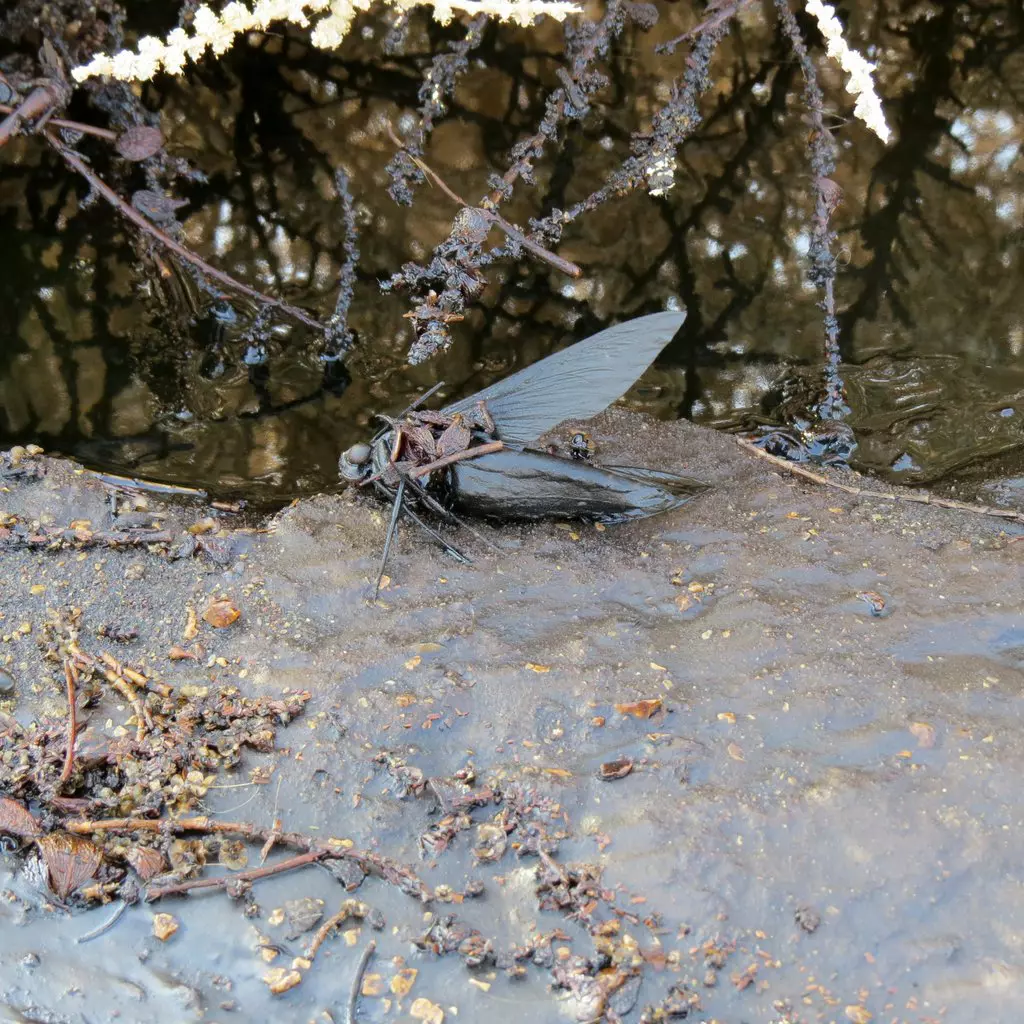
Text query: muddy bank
1 413 1022 1023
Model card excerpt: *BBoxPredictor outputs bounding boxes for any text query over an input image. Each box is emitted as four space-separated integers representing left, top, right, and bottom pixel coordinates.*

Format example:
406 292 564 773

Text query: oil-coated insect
339 311 702 596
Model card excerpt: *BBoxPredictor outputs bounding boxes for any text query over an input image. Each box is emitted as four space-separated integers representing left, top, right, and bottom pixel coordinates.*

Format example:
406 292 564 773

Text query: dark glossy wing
442 311 685 444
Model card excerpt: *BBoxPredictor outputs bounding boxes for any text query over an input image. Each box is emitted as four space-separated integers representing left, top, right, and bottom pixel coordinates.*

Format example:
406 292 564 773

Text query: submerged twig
75 899 127 943
348 939 377 1024
737 438 1024 525
147 850 323 899
305 899 375 960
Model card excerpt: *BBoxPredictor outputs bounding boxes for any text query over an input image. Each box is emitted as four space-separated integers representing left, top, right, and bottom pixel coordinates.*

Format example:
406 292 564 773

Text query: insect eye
344 443 371 465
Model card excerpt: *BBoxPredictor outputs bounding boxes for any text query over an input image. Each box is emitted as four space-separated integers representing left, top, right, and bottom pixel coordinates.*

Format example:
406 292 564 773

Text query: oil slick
338 311 704 596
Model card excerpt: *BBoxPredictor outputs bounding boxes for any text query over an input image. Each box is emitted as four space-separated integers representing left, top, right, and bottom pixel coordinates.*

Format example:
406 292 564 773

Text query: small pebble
0 669 15 696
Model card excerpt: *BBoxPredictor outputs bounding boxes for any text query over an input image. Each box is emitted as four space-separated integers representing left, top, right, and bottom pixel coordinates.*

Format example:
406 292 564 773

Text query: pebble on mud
0 668 15 695
152 913 180 941
614 698 663 719
203 598 241 628
390 967 418 996
263 967 303 995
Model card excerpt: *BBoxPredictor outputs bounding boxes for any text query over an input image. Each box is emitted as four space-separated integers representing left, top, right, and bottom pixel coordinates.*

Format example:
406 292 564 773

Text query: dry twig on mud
737 437 1024 526
66 816 434 902
57 659 78 790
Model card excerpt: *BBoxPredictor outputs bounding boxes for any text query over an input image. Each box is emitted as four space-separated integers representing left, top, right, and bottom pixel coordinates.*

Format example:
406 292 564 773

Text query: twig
69 644 174 698
146 850 324 900
65 816 434 902
408 440 505 479
86 470 208 498
58 659 78 790
75 900 127 943
0 104 118 141
259 817 283 864
656 0 757 54
97 651 174 698
304 898 372 959
387 124 581 279
736 438 1024 525
774 0 847 419
44 133 326 332
348 939 376 1024
0 81 66 148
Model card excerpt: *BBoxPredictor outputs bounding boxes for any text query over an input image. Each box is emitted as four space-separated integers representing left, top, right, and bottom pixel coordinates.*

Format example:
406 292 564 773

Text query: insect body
339 311 702 593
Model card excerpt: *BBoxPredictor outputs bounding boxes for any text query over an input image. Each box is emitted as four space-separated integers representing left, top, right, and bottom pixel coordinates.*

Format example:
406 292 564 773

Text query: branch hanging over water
45 132 327 332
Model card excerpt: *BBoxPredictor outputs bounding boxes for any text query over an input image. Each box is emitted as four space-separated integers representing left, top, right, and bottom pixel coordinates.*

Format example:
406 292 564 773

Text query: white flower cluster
71 0 581 82
805 0 891 143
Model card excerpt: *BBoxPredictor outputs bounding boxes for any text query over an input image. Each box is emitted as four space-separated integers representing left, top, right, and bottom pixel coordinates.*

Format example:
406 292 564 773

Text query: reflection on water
0 2 1022 499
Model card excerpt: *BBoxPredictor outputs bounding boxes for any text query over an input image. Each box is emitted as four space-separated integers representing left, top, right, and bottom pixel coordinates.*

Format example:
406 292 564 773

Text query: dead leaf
598 757 633 781
844 1007 872 1024
0 797 42 838
615 698 663 719
127 845 166 881
116 125 164 161
38 832 103 899
203 598 240 628
726 742 745 762
219 839 249 871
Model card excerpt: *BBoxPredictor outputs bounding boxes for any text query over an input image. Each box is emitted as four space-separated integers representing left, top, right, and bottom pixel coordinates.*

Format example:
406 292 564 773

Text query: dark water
1 3 1023 501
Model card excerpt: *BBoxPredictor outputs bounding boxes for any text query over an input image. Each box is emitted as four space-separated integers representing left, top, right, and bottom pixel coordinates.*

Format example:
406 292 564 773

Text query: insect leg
402 475 502 553
373 478 405 600
399 504 471 564
397 381 446 418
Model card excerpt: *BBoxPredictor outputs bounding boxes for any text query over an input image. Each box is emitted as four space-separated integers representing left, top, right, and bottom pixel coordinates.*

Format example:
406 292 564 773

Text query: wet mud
1 414 1022 1023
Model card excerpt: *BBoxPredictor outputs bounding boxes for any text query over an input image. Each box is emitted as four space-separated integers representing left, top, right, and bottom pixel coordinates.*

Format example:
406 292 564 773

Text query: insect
339 311 702 595
568 431 595 461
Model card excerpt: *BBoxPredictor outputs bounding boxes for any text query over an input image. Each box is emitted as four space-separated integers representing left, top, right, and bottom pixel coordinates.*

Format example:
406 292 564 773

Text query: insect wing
441 311 685 444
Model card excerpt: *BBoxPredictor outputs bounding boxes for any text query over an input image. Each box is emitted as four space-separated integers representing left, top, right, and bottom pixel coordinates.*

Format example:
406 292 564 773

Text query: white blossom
805 0 891 143
71 0 581 83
